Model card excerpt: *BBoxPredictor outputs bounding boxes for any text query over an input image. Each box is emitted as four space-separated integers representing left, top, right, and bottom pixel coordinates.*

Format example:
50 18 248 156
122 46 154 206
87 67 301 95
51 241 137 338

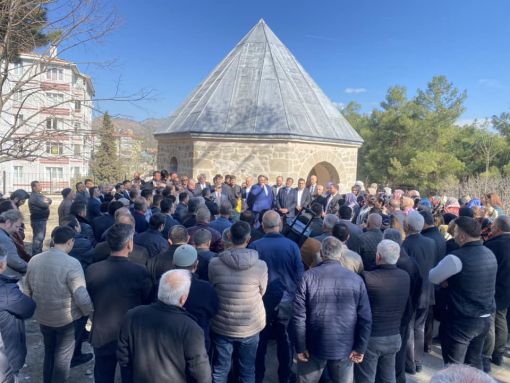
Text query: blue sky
63 0 510 123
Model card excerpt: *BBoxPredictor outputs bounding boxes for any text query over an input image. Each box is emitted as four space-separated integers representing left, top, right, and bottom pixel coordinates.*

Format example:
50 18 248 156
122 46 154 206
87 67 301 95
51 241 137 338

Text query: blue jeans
354 334 401 383
212 332 259 383
31 220 47 255
297 355 353 383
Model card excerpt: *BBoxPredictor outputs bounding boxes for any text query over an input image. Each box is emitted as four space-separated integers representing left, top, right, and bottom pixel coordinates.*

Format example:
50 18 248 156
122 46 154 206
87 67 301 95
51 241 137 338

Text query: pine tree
90 112 122 183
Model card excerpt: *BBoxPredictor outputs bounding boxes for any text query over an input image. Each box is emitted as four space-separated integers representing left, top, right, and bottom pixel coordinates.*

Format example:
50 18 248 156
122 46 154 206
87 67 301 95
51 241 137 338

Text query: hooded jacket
208 247 267 338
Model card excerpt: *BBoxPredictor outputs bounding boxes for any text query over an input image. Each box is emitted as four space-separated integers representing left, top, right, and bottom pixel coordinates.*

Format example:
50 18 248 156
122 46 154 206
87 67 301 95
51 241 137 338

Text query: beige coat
23 248 93 327
208 247 267 338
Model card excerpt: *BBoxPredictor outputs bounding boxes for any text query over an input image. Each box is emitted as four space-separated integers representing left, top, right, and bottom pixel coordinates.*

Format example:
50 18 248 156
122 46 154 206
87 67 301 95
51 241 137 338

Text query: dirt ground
16 196 510 382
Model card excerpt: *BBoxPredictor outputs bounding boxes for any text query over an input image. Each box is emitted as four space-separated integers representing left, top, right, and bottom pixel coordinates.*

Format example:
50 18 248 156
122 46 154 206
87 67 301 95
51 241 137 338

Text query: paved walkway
19 318 510 382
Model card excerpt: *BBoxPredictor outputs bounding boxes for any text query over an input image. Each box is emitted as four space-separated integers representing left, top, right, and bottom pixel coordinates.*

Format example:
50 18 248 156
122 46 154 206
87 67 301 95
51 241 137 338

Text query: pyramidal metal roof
156 19 363 145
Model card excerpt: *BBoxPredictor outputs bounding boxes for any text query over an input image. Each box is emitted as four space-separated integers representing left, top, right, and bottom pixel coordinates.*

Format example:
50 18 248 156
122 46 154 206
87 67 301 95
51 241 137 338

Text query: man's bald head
367 213 382 229
262 210 281 233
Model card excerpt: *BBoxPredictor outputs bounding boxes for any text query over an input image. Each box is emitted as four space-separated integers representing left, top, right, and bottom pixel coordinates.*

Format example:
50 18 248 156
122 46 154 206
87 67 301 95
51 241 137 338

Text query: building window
74 100 81 112
74 122 81 133
46 167 63 180
72 167 81 178
46 117 63 130
73 144 81 156
13 166 23 179
46 67 63 81
46 92 64 107
46 142 64 155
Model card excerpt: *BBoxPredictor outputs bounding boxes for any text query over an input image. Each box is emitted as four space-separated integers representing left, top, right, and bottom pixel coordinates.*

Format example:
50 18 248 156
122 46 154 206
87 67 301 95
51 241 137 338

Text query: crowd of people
0 169 507 383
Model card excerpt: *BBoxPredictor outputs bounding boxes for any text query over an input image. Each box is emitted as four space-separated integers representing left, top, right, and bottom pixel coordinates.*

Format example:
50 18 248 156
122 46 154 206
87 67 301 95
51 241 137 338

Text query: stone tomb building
155 20 363 187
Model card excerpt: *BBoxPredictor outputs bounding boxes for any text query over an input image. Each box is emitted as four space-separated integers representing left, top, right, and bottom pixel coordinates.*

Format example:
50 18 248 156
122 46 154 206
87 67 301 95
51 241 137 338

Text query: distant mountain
93 116 171 150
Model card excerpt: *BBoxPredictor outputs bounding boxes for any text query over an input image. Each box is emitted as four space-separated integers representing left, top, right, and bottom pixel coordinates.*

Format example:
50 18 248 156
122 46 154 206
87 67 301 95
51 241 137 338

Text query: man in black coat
483 215 510 366
355 240 410 383
160 198 179 239
117 269 211 383
93 210 150 267
174 192 189 224
383 229 422 383
193 229 217 282
86 224 153 383
92 201 124 242
133 213 169 259
276 178 297 220
147 225 189 287
402 211 437 374
359 213 384 271
420 210 447 353
172 244 218 354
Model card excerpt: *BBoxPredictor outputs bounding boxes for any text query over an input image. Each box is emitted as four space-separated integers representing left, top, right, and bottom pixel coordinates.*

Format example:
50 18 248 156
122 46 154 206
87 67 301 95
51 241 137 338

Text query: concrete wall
157 136 359 190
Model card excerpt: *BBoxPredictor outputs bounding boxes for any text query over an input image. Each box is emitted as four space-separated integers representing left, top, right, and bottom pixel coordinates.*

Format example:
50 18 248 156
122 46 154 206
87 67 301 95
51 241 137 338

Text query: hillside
92 116 171 150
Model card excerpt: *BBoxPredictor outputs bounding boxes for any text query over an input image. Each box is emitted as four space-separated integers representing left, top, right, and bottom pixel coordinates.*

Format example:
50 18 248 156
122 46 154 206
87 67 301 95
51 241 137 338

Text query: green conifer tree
90 112 122 183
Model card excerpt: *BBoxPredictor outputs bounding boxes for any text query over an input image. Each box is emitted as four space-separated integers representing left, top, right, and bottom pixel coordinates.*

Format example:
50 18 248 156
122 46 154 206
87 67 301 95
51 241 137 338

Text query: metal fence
0 170 88 195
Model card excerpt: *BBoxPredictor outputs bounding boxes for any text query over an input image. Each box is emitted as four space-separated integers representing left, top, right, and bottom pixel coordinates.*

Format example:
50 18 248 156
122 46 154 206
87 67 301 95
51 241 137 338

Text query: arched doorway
169 157 178 173
307 161 339 186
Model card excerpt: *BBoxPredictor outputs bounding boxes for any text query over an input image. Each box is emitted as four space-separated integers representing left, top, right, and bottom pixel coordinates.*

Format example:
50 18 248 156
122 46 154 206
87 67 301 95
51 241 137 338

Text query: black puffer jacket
0 275 35 372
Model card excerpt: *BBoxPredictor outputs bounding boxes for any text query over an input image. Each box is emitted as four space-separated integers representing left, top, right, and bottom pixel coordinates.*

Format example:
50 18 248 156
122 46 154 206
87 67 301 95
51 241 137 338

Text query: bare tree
474 122 504 193
0 0 148 164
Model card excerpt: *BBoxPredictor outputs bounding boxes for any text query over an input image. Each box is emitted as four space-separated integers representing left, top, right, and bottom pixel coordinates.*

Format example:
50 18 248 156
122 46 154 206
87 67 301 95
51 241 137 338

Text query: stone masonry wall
157 136 359 191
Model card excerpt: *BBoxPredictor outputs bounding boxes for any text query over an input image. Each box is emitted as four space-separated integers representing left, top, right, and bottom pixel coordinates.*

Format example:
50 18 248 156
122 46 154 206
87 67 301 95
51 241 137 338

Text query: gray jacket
0 229 26 278
209 247 267 338
24 248 93 327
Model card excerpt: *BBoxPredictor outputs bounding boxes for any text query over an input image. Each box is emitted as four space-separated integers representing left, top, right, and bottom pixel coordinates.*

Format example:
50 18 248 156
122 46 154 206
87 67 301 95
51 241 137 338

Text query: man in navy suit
247 175 273 217
276 177 297 219
87 187 102 221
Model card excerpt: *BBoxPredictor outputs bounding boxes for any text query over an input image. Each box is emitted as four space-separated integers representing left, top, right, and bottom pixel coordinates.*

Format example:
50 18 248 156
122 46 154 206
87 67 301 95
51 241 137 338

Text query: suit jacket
194 182 211 196
295 188 312 210
247 184 273 213
308 184 319 198
325 193 342 215
276 188 297 217
85 256 153 348
221 184 237 209
92 214 115 243
212 190 231 208
272 185 284 204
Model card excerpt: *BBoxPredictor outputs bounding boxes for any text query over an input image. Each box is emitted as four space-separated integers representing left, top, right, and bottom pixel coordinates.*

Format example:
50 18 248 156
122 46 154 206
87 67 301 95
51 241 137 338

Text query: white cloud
344 87 367 94
478 79 503 88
